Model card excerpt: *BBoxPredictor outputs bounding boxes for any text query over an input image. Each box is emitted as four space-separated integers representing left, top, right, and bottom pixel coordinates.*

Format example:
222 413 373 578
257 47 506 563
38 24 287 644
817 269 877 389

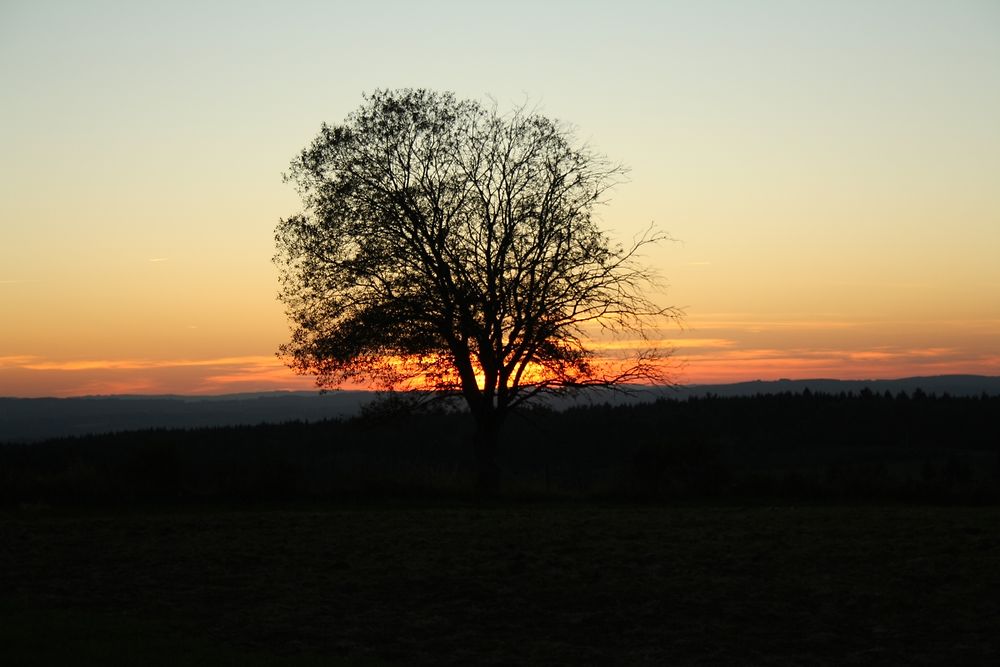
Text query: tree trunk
473 417 501 497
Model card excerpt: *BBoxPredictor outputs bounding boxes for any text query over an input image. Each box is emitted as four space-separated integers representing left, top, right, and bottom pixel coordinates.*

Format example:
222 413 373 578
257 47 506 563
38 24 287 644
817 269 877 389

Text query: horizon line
3 373 998 400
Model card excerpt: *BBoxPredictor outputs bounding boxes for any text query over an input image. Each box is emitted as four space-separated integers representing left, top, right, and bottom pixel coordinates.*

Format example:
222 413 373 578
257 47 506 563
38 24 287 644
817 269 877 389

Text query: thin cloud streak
688 318 860 332
20 355 281 372
590 338 735 352
0 355 40 368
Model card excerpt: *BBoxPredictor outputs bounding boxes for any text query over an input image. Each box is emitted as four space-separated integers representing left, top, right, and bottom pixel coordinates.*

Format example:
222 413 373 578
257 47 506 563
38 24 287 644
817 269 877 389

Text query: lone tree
276 89 678 492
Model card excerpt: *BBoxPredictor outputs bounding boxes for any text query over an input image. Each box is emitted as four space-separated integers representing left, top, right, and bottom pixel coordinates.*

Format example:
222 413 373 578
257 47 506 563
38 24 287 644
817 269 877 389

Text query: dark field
3 504 998 665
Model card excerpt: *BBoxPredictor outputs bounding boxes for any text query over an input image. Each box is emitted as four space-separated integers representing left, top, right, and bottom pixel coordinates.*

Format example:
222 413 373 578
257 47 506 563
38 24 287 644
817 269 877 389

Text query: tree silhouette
275 89 677 492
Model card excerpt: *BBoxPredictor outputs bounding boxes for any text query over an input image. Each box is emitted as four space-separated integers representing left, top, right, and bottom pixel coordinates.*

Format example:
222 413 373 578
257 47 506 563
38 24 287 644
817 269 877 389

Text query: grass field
2 504 998 665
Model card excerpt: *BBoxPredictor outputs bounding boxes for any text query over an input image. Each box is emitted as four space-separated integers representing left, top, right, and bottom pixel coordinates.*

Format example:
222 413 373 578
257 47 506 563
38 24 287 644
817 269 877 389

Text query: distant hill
2 375 998 443
673 375 1000 399
0 391 374 443
544 375 1000 406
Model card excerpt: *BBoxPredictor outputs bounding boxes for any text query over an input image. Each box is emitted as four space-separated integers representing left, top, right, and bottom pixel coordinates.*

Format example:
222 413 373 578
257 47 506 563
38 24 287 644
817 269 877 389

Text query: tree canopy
275 89 677 486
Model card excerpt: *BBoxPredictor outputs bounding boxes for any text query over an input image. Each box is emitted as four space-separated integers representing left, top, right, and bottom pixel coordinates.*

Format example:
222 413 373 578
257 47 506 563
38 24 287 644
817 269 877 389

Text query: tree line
2 391 998 506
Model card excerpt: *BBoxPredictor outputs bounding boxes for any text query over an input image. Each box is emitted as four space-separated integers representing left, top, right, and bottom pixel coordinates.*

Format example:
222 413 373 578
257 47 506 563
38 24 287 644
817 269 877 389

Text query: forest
3 390 998 506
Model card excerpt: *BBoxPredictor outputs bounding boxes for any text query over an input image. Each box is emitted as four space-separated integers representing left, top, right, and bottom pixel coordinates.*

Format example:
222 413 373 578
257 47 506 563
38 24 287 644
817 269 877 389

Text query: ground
2 504 998 665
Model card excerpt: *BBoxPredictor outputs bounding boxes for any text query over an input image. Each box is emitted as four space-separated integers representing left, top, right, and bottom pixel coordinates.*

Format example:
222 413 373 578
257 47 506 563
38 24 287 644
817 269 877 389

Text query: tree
275 89 678 492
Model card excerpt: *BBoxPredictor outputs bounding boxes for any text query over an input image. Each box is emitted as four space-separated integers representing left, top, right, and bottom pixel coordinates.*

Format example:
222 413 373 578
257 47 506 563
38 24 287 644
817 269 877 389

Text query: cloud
0 355 40 368
670 343 998 384
847 350 902 362
199 366 320 391
691 318 859 333
823 280 931 289
590 338 735 352
900 347 957 359
0 354 311 397
19 355 281 372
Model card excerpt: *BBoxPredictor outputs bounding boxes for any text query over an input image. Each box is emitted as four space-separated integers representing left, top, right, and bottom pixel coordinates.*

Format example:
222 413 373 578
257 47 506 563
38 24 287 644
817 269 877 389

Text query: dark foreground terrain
2 504 998 665
2 392 998 664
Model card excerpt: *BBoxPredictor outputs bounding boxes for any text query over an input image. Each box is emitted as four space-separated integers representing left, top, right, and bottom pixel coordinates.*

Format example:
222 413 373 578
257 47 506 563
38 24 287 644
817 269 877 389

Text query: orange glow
364 355 555 393
0 355 320 397
669 348 1000 385
4 312 1000 400
6 333 997 398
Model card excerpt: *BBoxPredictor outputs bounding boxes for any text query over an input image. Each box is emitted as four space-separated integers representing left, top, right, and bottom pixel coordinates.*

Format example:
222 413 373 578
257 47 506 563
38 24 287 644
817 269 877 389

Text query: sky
1 0 998 397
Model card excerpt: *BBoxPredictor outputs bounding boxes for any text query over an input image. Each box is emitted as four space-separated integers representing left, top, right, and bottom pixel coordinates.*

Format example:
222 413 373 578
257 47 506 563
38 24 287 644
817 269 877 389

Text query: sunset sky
2 1 998 397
